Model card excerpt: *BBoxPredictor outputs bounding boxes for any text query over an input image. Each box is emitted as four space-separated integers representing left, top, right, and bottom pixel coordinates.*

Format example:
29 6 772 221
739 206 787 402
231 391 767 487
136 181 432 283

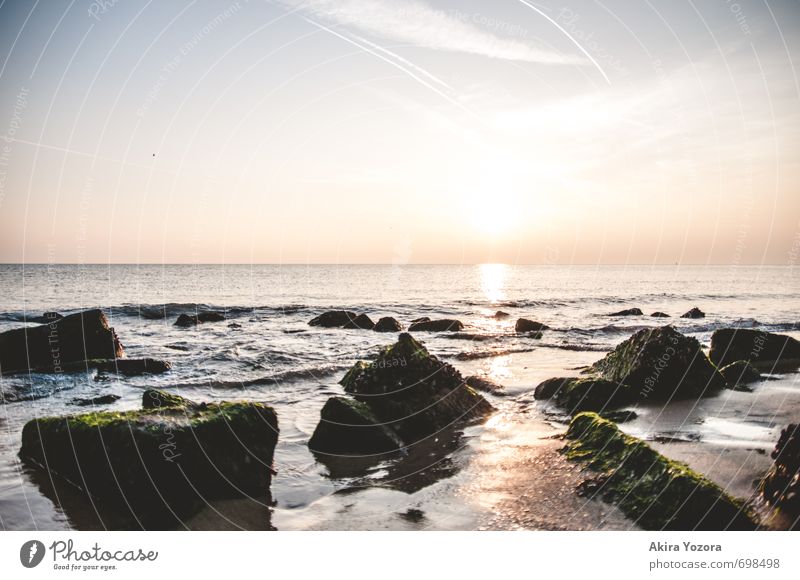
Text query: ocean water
0 264 799 530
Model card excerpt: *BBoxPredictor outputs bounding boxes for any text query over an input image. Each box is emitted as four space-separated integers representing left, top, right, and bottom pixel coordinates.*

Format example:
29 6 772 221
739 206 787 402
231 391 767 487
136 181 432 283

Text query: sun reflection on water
479 263 508 304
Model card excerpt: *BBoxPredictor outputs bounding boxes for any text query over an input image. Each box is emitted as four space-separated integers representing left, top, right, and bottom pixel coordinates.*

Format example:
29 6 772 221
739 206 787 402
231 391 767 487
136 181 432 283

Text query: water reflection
479 263 508 304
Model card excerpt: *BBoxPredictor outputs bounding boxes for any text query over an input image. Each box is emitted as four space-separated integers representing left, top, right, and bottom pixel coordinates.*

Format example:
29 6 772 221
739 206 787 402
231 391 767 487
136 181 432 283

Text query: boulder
553 378 633 414
0 309 123 374
320 333 493 448
651 312 670 318
20 390 278 528
564 412 756 530
71 394 121 406
174 312 225 327
493 311 510 319
534 377 573 401
141 388 194 410
590 326 726 400
407 319 464 332
719 360 761 390
607 308 642 316
308 397 403 454
709 328 800 370
343 313 375 330
94 358 172 376
681 307 705 319
465 375 504 395
374 316 403 332
26 311 64 324
515 318 550 333
410 317 430 324
759 424 800 521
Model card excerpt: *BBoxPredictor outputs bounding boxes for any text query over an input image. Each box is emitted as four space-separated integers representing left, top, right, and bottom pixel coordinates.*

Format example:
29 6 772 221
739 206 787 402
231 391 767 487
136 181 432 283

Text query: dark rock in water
174 312 225 327
719 360 761 390
681 307 705 319
552 378 633 414
308 396 403 454
760 424 800 522
515 318 550 333
343 313 375 330
465 375 504 395
493 311 510 319
710 328 800 370
607 308 643 316
0 309 123 374
374 316 403 332
534 377 573 401
141 389 194 410
564 412 756 530
331 333 493 446
26 311 64 324
650 312 670 318
94 358 172 376
72 394 121 406
407 319 464 332
410 317 430 324
590 325 726 400
399 508 426 523
599 410 638 423
19 391 278 529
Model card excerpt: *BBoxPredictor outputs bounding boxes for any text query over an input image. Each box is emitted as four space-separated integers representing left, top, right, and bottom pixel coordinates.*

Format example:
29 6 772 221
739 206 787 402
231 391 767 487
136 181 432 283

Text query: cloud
278 0 584 65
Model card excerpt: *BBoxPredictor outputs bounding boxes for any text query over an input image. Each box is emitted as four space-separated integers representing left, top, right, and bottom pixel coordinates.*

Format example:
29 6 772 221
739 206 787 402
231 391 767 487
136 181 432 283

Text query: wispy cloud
278 0 584 65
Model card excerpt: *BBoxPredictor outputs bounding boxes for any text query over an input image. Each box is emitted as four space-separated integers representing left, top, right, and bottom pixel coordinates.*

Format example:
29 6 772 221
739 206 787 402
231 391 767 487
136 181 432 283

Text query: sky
0 0 798 265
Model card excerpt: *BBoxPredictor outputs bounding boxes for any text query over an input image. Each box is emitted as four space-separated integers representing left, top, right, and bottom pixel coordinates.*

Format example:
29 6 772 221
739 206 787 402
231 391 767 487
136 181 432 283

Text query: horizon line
0 262 795 267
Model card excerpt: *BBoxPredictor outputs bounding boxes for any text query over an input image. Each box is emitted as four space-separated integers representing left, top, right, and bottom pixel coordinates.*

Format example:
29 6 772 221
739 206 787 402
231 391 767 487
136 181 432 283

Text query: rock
374 316 403 332
308 397 403 454
332 333 493 445
20 391 278 528
719 360 761 390
759 424 800 521
534 377 573 400
343 313 375 330
141 389 194 410
599 410 638 423
710 328 800 370
607 308 643 316
174 312 225 327
564 412 757 530
553 378 633 414
71 394 121 406
590 325 726 400
493 311 510 319
94 358 172 376
465 375 504 395
407 319 464 332
0 309 123 374
410 317 430 324
515 318 550 333
681 307 705 319
26 311 64 324
651 312 670 318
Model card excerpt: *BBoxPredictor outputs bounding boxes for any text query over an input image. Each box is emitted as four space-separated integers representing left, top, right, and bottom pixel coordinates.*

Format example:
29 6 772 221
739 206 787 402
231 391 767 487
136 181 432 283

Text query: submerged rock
681 307 705 319
607 308 643 316
650 312 670 318
71 394 121 406
374 316 403 332
19 390 278 528
310 333 493 455
407 319 464 332
719 360 762 390
0 309 123 374
94 358 172 376
515 318 550 333
493 311 510 319
174 312 226 327
465 375 505 395
599 410 638 423
308 397 403 454
760 424 800 522
709 328 800 370
564 412 756 530
590 325 725 400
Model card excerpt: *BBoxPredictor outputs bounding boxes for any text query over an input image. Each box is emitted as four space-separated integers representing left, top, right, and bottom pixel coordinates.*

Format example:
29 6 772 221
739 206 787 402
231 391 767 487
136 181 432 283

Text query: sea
1 264 798 530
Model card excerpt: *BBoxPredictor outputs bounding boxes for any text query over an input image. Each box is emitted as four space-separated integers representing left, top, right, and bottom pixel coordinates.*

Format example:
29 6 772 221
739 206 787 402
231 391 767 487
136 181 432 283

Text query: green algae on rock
310 333 493 455
308 396 404 454
19 390 278 528
719 360 762 391
564 412 756 530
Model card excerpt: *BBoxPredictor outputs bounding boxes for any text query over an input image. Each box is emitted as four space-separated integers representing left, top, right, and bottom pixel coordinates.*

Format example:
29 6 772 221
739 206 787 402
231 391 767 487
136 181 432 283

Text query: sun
461 154 522 236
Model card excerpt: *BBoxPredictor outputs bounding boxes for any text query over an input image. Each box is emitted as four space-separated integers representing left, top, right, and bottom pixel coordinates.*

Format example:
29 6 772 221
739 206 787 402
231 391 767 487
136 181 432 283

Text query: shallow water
0 264 798 530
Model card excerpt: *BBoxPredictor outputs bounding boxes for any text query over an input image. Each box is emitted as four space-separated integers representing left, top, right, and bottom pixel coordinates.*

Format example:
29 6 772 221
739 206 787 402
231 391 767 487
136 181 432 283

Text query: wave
167 363 350 390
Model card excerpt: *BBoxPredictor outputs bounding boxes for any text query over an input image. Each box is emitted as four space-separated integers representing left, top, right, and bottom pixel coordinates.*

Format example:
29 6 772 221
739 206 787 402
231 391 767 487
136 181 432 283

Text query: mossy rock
534 377 633 414
590 325 725 400
719 360 761 390
19 395 278 528
141 388 194 409
331 333 493 446
308 396 403 454
564 413 756 530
